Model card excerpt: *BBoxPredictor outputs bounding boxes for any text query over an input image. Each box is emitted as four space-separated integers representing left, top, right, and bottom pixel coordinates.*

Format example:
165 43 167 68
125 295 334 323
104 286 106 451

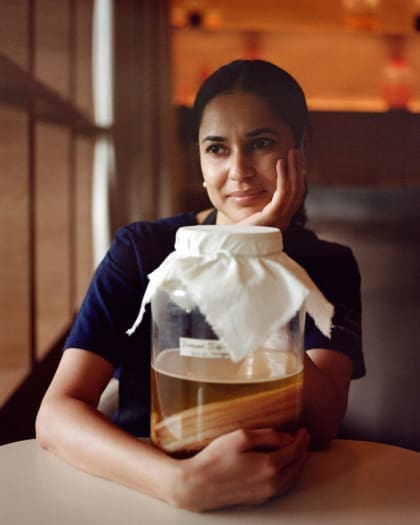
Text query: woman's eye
206 144 226 155
250 137 274 150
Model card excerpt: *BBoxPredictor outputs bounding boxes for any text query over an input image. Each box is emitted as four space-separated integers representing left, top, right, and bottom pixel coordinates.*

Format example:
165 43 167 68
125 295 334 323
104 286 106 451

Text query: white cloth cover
127 225 334 362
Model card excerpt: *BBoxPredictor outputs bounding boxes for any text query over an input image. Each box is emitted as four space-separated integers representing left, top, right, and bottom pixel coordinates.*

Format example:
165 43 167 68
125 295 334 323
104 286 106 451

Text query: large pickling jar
127 225 333 458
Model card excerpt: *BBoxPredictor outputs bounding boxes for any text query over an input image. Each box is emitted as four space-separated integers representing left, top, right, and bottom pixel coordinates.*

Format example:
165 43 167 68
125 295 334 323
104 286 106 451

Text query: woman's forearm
302 350 352 449
35 395 182 506
34 347 319 511
36 395 310 511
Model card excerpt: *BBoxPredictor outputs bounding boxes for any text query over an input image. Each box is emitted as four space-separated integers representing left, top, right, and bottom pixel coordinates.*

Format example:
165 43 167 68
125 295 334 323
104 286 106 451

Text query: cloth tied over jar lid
127 225 334 362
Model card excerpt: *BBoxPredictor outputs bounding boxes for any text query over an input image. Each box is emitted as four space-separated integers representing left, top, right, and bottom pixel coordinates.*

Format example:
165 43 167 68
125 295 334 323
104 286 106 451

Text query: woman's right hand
237 148 305 232
171 427 310 512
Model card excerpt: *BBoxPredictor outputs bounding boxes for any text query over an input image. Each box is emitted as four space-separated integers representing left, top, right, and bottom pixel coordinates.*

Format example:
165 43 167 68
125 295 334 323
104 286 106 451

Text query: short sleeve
303 246 365 378
64 226 148 367
64 213 198 367
285 227 365 379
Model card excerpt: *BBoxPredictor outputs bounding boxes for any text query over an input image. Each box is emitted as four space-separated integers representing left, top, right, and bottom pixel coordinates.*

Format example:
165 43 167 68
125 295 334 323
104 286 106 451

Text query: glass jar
150 280 304 458
126 224 332 457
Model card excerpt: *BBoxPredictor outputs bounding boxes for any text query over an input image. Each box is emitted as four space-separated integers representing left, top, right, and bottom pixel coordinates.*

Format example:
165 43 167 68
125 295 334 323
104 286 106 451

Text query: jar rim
175 225 283 256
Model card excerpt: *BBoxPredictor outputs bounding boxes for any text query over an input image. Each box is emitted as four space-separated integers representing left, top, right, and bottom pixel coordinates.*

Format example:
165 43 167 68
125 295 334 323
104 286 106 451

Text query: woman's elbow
307 412 344 450
35 398 56 450
308 427 337 450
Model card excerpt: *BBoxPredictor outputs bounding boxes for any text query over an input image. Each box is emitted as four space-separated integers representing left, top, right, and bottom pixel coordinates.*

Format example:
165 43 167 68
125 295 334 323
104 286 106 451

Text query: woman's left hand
238 148 305 232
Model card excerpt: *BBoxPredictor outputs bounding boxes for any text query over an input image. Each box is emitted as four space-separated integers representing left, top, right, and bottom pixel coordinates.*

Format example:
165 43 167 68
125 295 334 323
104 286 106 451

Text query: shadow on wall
306 185 420 451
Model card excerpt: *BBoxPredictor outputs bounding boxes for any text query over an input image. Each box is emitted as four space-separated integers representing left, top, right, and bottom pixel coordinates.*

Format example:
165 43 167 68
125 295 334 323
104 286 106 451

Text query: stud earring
202 181 207 188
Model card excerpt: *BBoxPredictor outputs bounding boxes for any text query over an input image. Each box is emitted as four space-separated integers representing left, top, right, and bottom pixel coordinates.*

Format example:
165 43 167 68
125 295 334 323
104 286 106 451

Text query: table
0 439 418 524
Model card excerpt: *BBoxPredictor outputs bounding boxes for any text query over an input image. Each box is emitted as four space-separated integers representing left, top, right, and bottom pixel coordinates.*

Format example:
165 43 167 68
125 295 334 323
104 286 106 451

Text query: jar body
150 281 304 457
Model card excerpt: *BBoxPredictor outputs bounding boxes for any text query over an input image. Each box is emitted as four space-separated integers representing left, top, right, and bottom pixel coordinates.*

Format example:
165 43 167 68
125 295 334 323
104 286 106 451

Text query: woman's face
198 91 294 224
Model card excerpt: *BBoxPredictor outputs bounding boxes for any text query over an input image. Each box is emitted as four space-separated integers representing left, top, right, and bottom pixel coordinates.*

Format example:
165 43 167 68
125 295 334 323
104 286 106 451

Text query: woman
36 59 364 511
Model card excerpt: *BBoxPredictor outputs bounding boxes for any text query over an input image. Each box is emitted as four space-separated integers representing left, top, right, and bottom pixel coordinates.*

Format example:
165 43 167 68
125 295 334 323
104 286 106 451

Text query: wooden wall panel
75 0 94 119
0 0 28 68
74 136 94 307
306 111 419 187
0 0 96 411
35 0 71 97
0 106 30 402
35 123 72 360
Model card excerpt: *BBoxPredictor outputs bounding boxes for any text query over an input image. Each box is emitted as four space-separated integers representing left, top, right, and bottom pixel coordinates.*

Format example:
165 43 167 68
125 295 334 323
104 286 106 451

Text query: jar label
179 337 229 359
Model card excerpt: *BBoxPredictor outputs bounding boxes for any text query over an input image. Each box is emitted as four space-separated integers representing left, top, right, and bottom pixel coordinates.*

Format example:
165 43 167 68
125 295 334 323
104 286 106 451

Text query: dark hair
191 59 309 148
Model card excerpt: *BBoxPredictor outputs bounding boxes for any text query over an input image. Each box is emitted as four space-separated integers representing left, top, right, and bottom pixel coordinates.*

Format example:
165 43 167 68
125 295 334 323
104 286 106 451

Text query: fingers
202 428 293 460
177 428 310 511
288 148 306 207
251 428 310 503
223 427 295 453
209 426 310 474
271 427 310 469
225 427 310 503
277 149 305 230
272 157 285 205
272 438 310 496
266 149 305 231
236 149 305 231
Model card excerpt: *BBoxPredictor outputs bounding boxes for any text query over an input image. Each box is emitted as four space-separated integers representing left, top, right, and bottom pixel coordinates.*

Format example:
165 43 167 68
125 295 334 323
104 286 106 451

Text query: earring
202 181 207 188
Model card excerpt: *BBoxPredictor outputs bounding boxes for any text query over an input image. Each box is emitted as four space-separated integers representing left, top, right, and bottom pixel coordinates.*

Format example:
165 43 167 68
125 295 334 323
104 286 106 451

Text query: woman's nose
229 150 254 181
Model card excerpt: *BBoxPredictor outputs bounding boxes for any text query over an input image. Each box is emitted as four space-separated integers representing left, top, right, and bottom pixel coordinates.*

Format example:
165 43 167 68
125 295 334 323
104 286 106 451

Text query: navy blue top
65 211 365 436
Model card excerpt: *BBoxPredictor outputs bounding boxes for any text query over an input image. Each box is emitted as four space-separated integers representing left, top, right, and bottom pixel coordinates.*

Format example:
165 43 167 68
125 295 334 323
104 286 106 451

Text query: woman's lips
228 189 265 205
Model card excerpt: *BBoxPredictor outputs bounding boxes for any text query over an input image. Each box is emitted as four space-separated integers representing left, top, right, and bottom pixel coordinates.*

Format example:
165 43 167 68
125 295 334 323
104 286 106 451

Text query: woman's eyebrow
245 127 279 138
201 135 225 143
201 128 279 144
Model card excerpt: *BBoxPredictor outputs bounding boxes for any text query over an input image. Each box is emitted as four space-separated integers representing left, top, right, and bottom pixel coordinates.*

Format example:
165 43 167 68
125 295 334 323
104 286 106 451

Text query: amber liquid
151 348 303 457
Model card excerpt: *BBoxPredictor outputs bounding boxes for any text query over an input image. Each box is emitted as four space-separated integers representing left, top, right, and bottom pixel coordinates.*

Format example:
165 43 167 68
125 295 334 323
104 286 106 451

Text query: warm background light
170 0 420 112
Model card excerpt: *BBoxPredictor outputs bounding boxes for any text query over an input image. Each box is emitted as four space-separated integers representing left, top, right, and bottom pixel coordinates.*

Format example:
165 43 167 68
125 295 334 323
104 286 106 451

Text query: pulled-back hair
191 59 309 148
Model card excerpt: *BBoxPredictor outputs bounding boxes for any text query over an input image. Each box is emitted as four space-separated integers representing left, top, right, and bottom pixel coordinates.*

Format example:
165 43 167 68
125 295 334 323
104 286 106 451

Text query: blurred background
0 0 419 449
